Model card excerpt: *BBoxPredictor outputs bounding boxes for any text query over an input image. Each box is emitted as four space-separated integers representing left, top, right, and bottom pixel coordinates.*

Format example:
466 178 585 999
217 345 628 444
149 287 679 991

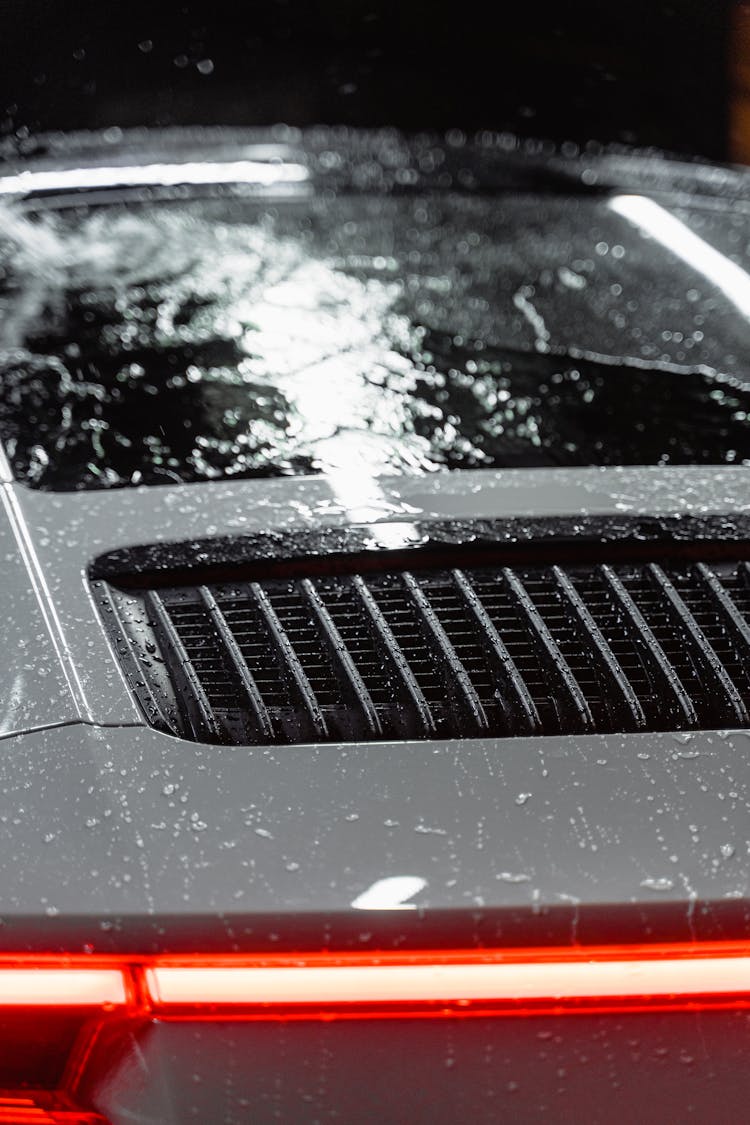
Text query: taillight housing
0 1091 108 1123
1 942 749 1120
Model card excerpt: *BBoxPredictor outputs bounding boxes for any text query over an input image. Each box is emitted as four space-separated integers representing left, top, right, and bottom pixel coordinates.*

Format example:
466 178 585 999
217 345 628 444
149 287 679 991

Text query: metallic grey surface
0 720 748 948
87 1011 750 1125
8 465 750 729
0 487 83 735
0 465 748 942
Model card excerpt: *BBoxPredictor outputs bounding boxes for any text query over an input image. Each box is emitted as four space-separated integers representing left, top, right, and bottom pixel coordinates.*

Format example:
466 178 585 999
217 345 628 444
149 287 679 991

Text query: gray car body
0 132 747 945
2 132 750 1122
0 458 748 952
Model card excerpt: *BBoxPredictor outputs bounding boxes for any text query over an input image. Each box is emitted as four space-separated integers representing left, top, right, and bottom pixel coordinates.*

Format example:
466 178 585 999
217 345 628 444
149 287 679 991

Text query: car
0 126 749 1122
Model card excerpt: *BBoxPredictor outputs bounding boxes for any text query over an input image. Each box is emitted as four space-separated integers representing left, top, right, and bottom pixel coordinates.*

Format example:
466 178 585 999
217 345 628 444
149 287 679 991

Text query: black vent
95 560 750 745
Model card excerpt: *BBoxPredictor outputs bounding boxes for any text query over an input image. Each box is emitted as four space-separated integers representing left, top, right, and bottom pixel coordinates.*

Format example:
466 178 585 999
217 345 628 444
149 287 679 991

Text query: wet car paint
1 133 750 1120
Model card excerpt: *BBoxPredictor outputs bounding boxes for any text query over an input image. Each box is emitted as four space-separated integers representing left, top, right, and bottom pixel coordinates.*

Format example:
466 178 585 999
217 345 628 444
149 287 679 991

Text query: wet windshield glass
0 2 746 490
1 176 750 489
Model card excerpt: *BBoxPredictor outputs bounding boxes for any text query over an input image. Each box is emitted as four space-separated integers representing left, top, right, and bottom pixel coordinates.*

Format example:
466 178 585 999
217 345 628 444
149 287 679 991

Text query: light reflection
350 875 428 911
610 193 750 319
0 160 310 196
235 256 427 536
326 465 421 546
363 522 423 550
0 202 437 487
236 260 419 465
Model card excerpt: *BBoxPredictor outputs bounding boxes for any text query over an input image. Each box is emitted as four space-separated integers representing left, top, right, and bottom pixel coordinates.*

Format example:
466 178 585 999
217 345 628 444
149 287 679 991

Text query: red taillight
0 967 131 1122
0 972 125 1009
0 944 750 1017
0 1092 108 1123
1 942 750 1115
146 950 750 1012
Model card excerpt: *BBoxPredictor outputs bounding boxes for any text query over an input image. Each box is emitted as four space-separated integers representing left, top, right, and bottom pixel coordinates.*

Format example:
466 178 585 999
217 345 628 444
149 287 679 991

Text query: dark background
0 0 734 159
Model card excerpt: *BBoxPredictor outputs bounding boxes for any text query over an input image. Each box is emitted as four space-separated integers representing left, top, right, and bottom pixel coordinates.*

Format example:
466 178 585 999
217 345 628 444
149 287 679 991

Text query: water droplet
640 877 675 892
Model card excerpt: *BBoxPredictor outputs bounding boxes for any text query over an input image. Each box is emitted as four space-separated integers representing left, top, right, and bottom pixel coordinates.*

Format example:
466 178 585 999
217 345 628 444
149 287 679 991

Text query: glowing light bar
0 970 126 1007
0 1093 108 1123
147 952 750 1008
610 193 750 319
1 944 750 1019
0 161 310 197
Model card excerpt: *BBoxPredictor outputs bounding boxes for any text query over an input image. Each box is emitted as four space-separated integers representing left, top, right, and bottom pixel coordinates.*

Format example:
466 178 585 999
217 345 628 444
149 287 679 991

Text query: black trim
91 514 750 588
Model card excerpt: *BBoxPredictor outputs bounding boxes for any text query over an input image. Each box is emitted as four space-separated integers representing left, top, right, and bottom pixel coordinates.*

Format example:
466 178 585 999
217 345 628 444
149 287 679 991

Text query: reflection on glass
611 193 750 319
2 188 750 491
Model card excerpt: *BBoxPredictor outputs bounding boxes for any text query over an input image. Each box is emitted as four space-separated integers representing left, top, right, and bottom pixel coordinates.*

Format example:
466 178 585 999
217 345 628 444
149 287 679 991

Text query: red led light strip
4 945 749 1123
146 953 750 1011
0 942 750 1019
0 1094 107 1123
0 970 125 1008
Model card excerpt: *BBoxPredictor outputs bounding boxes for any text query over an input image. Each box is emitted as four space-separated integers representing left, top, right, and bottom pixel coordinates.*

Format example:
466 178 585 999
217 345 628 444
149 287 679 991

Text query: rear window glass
1 184 749 489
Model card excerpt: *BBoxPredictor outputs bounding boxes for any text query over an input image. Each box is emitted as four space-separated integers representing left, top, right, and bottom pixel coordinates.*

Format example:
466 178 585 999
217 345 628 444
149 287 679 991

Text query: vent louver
95 560 750 745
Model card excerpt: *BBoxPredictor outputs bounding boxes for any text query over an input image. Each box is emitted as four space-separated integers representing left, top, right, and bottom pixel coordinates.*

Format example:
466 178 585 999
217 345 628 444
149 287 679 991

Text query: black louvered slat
145 590 221 742
552 566 646 730
299 578 382 737
695 563 750 667
403 572 489 733
647 564 748 725
249 582 329 740
103 584 181 737
451 568 540 735
500 567 594 732
102 554 750 746
598 565 697 726
351 575 436 736
198 586 274 742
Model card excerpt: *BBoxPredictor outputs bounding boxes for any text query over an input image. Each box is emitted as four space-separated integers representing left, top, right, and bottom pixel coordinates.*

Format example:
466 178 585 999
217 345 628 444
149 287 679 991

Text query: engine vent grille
96 560 750 745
